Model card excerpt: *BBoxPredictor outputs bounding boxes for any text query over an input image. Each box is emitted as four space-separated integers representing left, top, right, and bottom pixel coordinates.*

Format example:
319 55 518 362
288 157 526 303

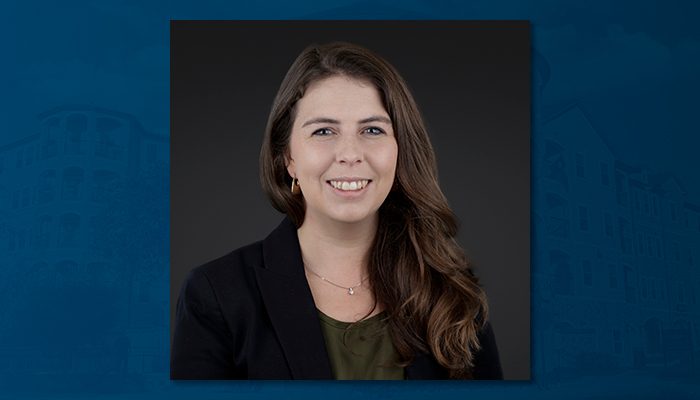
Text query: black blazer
171 217 503 380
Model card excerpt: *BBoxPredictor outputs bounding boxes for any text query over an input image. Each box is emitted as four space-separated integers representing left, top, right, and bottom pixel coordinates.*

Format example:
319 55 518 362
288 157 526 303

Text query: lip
326 178 372 198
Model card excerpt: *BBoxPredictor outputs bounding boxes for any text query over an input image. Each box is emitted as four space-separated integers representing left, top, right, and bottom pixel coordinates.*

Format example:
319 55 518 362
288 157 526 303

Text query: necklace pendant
348 287 355 295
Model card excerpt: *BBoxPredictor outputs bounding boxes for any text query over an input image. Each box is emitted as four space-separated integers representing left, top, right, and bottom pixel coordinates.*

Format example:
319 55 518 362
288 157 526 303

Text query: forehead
294 75 389 123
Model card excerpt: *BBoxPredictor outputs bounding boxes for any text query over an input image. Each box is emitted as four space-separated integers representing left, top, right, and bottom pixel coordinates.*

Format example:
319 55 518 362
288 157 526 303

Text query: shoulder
192 240 263 282
179 240 265 311
185 216 298 288
172 241 266 380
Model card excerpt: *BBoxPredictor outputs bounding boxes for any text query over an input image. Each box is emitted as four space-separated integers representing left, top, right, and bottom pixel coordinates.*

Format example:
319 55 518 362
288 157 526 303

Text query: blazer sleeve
171 267 242 379
472 321 504 380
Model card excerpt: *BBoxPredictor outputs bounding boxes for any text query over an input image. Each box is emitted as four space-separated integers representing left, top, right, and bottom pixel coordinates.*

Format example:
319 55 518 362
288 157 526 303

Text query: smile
327 179 370 191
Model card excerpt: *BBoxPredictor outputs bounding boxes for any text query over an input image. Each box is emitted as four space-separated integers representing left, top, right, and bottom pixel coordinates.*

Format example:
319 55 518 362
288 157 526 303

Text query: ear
285 155 296 178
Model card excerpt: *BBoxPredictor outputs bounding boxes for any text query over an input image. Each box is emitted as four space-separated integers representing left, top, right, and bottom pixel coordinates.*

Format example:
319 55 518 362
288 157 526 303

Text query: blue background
1 0 699 398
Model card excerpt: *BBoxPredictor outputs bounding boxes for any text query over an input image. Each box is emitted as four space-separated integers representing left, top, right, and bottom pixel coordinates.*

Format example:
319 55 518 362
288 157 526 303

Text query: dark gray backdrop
171 20 530 380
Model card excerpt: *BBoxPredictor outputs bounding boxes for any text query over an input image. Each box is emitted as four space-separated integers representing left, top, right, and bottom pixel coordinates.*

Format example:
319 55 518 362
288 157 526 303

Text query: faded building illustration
0 106 168 383
534 103 699 379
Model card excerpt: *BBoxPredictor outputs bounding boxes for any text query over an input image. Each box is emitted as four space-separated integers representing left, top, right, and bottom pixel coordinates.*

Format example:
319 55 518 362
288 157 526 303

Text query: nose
336 133 363 165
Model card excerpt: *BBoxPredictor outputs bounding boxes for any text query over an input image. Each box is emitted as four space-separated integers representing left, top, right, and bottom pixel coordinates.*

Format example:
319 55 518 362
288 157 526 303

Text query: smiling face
286 75 398 226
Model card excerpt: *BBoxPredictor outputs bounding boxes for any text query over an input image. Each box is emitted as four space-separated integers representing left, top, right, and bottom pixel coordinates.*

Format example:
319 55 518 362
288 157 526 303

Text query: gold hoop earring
291 177 301 195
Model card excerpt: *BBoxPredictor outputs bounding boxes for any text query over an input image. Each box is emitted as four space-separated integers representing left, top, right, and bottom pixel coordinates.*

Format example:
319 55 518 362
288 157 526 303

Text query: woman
171 42 502 380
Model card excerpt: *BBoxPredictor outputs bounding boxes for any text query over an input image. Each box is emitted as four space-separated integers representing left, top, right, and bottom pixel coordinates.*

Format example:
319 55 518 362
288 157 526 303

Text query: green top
318 310 404 380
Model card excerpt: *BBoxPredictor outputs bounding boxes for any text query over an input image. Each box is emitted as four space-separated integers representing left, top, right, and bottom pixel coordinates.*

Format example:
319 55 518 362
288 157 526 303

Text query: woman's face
286 75 398 226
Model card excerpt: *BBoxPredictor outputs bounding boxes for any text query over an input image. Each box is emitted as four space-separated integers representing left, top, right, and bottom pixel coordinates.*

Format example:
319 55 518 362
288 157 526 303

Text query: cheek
376 143 399 177
290 141 333 178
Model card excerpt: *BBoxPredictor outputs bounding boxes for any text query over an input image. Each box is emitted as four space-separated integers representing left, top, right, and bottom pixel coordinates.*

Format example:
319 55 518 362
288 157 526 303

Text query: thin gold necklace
304 264 368 295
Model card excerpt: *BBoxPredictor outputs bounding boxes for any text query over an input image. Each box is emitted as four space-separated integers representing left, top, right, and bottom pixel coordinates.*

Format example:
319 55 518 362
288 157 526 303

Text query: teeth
330 180 369 191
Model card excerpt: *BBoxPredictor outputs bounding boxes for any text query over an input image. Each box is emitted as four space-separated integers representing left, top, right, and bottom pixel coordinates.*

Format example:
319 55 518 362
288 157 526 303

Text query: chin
327 209 376 225
330 215 371 225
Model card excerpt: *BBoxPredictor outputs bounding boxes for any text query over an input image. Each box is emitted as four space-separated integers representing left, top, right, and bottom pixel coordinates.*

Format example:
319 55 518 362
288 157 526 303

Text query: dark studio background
171 21 531 380
4 1 699 398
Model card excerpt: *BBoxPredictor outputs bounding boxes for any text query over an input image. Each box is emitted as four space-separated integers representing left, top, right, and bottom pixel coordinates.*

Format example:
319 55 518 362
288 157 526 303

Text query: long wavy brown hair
259 42 488 378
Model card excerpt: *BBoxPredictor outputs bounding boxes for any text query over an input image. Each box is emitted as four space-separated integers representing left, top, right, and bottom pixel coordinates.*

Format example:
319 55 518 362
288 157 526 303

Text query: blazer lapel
255 217 333 379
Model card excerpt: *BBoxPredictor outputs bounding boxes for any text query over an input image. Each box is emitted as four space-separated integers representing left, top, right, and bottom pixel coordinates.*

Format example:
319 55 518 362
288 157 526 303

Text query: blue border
1 1 699 398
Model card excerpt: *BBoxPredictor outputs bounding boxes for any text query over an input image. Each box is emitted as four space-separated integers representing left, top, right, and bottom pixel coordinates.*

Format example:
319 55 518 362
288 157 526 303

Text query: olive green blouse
317 310 404 380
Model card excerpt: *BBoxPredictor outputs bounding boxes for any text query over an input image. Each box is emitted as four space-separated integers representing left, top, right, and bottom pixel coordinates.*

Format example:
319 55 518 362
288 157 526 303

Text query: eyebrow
301 115 392 127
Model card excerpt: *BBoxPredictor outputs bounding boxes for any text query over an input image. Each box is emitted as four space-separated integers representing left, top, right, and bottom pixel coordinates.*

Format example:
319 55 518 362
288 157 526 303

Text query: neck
297 213 378 281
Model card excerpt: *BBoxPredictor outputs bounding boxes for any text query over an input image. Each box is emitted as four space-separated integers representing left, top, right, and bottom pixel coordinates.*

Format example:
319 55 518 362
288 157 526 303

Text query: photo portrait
170 20 530 380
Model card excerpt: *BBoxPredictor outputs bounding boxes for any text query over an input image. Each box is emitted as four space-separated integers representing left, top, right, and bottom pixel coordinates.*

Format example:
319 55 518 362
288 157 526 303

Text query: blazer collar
257 217 447 380
256 217 333 379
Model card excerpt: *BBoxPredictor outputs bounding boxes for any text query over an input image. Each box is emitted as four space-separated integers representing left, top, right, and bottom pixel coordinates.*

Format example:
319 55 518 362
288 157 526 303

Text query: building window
654 237 662 259
21 187 31 207
25 145 34 166
95 117 123 160
618 217 632 254
632 190 640 212
544 140 568 188
59 213 80 246
37 215 52 248
623 265 636 303
670 202 677 221
579 206 589 231
62 167 84 200
18 229 26 249
8 228 16 251
582 259 592 286
33 261 51 283
16 149 23 168
687 248 694 266
42 117 60 159
545 192 570 238
637 233 644 256
65 113 87 155
604 212 613 237
600 163 609 186
613 330 622 354
652 196 659 217
550 250 572 295
37 169 57 204
615 172 628 206
609 264 618 289
672 242 680 262
642 193 650 215
576 153 585 178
